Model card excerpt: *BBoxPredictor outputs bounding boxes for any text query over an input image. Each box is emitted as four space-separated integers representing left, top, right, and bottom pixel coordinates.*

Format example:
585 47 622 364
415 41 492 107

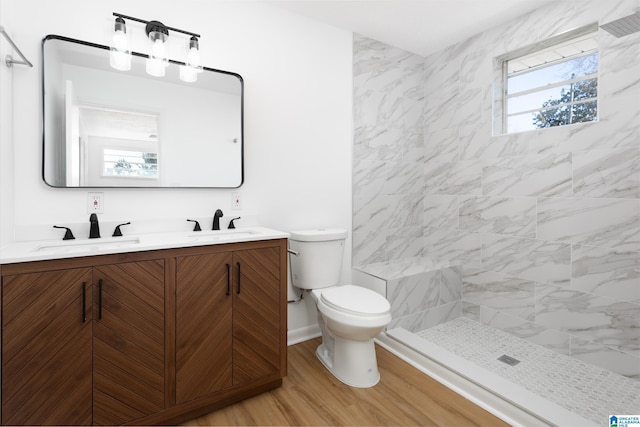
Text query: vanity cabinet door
232 245 282 385
1 268 93 426
175 252 233 404
92 260 165 426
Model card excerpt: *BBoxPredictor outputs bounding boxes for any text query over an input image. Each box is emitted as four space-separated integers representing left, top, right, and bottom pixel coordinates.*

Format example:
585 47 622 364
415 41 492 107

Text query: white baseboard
287 324 321 346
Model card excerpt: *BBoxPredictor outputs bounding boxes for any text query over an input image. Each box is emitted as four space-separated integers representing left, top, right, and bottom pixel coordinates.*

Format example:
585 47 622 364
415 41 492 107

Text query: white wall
0 0 353 335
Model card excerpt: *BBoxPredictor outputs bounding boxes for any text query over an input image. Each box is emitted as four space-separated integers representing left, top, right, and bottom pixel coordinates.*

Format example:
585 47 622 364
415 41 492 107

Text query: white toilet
289 229 391 388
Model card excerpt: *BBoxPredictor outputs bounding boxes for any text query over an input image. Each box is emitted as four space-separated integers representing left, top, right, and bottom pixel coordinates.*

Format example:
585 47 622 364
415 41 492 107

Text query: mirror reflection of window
103 149 158 178
76 106 159 186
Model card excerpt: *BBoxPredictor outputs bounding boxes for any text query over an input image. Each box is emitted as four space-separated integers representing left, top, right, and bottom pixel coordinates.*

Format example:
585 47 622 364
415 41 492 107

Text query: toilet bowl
289 229 392 388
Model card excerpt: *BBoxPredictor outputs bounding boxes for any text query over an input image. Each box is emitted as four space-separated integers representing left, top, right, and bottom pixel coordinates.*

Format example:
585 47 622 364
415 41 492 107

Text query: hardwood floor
183 338 509 426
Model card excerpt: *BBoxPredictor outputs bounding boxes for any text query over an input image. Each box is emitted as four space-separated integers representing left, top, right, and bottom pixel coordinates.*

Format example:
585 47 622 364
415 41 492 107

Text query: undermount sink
35 237 141 254
187 229 259 242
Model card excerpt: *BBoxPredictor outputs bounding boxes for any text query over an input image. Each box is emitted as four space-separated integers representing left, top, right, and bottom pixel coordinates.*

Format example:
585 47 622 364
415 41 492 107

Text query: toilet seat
316 285 390 316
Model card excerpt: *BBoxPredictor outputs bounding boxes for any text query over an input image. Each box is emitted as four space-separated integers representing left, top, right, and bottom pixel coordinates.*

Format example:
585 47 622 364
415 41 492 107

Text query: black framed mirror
42 35 243 188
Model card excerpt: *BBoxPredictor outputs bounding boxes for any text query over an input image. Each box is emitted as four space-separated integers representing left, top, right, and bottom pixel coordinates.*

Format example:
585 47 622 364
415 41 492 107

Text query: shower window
498 25 598 134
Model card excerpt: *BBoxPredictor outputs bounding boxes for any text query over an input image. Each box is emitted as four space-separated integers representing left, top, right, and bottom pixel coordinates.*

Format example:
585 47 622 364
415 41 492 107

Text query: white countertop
0 226 289 264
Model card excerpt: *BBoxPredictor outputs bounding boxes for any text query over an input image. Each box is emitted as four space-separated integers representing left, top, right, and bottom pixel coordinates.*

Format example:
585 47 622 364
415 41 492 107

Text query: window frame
495 23 599 135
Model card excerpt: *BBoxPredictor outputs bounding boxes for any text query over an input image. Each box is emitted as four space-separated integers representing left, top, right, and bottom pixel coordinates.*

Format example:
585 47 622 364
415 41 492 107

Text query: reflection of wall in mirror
43 46 65 186
62 64 241 187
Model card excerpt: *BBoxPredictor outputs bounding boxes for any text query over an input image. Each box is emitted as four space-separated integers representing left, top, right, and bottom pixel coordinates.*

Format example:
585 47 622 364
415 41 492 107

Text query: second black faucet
89 213 100 239
212 209 224 230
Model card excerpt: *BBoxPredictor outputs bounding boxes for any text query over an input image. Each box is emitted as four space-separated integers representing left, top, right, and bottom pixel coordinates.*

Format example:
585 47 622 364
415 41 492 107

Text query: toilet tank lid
289 228 348 242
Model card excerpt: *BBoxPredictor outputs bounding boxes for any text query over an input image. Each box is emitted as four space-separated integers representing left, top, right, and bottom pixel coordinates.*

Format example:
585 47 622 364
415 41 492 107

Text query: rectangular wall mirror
42 35 244 188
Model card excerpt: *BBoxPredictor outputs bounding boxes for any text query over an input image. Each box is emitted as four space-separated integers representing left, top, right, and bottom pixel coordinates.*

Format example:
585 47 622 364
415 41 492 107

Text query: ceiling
267 0 559 57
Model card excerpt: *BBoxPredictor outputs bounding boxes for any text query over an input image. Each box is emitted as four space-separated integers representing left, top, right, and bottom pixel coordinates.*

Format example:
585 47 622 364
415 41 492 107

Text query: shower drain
497 354 521 366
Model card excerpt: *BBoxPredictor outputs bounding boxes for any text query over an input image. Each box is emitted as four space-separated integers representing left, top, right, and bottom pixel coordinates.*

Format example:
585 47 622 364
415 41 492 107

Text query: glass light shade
146 30 168 77
110 18 131 71
179 65 198 82
186 47 200 69
110 49 131 71
146 57 166 77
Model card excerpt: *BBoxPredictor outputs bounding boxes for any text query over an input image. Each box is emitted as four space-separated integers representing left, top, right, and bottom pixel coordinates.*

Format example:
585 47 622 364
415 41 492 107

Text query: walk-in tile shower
352 0 639 424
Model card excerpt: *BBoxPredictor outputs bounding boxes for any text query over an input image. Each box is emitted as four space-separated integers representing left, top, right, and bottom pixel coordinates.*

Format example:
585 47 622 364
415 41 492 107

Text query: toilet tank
289 228 348 290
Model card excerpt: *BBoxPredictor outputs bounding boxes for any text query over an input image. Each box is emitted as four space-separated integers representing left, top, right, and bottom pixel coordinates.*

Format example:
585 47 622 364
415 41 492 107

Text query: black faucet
89 213 101 239
212 209 224 230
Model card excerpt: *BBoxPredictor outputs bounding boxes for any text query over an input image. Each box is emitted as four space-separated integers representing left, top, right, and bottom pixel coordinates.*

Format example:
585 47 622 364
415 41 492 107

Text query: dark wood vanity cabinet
1 260 165 426
0 239 287 426
175 245 283 404
2 267 94 426
92 260 166 425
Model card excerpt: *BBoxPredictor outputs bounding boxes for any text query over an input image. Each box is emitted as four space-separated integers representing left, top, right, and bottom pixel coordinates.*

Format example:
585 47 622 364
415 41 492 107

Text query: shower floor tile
415 317 640 425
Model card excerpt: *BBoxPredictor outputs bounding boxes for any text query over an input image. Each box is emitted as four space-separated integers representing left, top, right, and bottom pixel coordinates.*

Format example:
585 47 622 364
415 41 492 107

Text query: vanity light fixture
110 13 202 82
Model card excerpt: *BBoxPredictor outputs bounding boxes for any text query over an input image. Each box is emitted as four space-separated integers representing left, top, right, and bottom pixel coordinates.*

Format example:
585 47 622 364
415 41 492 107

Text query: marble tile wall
352 34 425 266
353 0 640 379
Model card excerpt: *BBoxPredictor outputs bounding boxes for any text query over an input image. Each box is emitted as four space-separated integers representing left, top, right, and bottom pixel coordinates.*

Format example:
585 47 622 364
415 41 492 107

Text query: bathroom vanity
0 229 288 425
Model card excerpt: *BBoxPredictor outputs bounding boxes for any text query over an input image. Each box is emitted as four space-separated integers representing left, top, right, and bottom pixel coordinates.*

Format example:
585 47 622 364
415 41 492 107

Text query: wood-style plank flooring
183 338 509 426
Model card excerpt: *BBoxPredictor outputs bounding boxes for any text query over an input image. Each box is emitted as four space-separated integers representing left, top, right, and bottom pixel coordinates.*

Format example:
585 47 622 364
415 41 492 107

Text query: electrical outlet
87 192 104 214
232 192 241 210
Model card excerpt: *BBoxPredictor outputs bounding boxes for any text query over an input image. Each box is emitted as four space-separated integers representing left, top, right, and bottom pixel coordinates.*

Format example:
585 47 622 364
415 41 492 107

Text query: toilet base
315 335 381 388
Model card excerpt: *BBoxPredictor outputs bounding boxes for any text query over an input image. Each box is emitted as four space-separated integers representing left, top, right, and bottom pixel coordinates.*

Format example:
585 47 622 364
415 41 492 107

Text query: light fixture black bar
113 12 201 38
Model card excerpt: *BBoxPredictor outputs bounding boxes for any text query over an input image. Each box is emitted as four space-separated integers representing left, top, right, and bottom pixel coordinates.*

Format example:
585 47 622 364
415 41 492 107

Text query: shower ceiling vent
600 11 640 37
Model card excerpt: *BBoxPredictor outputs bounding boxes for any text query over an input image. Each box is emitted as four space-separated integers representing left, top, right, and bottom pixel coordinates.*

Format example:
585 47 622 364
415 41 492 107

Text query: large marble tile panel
424 226 481 264
536 284 640 357
423 195 458 229
354 193 421 236
482 234 571 287
537 197 640 252
479 306 571 355
424 92 459 134
462 300 481 321
353 126 404 162
599 30 640 98
482 153 572 197
453 86 482 128
353 34 416 78
403 97 424 130
463 268 535 321
459 196 536 238
384 225 424 261
352 227 387 266
388 301 462 332
572 147 640 199
536 118 639 155
423 47 460 95
571 244 640 303
424 128 459 166
459 121 536 161
382 160 424 196
440 266 462 304
353 89 393 129
426 159 482 195
387 270 440 318
401 60 425 101
571 336 640 380
402 129 425 164
353 160 385 197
